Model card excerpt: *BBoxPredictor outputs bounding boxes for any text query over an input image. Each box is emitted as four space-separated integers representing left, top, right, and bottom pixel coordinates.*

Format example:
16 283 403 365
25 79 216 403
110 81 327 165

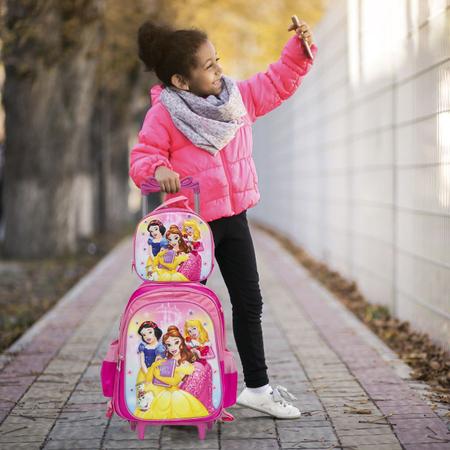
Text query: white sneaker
236 384 301 419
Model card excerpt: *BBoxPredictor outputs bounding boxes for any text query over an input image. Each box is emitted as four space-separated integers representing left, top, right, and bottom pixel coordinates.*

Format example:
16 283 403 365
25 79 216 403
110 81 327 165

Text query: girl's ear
171 73 190 91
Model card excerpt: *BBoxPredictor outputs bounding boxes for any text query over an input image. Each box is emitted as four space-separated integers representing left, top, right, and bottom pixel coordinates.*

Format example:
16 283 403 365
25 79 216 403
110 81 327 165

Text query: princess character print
124 302 221 420
133 211 214 282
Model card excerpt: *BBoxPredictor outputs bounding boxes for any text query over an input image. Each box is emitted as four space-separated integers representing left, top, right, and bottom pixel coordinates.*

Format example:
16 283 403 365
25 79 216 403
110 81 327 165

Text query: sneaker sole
236 399 302 420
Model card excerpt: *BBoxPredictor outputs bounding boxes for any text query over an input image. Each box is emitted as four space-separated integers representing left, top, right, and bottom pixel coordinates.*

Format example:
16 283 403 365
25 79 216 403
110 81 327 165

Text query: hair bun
136 21 208 86
137 21 173 72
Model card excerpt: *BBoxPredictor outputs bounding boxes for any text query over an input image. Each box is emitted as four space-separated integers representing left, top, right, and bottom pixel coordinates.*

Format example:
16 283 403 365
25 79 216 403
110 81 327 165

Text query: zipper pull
117 354 123 371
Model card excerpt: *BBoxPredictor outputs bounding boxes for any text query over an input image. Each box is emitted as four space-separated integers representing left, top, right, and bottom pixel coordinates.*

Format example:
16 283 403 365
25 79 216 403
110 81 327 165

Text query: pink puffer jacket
129 34 318 222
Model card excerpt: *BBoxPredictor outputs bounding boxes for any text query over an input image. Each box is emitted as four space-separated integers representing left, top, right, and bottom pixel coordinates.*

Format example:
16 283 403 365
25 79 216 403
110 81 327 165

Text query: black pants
200 209 269 388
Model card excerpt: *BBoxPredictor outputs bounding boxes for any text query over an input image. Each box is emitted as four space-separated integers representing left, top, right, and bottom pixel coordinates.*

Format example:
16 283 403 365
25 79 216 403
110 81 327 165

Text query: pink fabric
129 36 318 222
101 339 119 397
179 361 215 414
101 361 116 397
177 251 202 281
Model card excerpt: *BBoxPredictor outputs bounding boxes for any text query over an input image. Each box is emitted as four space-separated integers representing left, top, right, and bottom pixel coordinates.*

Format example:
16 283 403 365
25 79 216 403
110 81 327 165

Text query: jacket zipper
219 150 235 214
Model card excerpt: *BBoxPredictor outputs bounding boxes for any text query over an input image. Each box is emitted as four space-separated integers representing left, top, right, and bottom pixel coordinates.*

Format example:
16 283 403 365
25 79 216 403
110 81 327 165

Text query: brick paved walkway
0 225 449 450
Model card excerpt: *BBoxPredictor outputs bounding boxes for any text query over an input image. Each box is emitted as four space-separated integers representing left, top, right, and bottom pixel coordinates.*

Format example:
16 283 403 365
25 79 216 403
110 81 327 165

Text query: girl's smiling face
171 40 223 98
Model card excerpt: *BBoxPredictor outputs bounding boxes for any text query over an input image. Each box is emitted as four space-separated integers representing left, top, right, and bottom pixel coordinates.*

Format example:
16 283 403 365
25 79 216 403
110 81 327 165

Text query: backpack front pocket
101 339 118 397
223 348 238 408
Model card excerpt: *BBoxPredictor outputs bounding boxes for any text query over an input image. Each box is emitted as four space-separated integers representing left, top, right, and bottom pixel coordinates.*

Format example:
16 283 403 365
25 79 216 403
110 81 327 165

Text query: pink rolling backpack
100 176 238 440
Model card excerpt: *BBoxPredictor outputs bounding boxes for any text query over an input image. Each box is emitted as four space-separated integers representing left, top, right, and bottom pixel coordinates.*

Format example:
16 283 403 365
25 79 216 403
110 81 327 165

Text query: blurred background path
0 225 448 449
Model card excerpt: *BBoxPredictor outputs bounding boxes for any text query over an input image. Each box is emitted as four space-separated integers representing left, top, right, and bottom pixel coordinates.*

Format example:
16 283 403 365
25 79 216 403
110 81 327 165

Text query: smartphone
291 15 314 60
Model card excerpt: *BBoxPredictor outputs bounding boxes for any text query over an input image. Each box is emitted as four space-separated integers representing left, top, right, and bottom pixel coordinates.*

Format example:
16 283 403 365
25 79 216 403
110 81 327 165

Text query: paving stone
280 444 337 449
331 416 392 430
104 440 160 449
43 438 103 449
278 426 338 445
1 231 447 450
57 410 108 427
280 448 332 450
276 418 330 428
161 424 217 439
340 432 404 446
159 425 219 449
221 438 279 450
352 445 403 450
105 425 159 441
0 419 54 443
160 438 219 449
392 424 450 445
48 423 106 440
220 418 277 439
404 444 450 450
337 426 401 436
0 444 42 450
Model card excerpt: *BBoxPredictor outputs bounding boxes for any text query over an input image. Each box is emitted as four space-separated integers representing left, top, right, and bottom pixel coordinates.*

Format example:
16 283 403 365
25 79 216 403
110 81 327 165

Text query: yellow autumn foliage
157 0 325 79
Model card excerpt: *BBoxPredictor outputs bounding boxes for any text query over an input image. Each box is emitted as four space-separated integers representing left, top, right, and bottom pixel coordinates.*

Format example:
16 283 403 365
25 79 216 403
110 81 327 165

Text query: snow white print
135 321 165 411
145 219 169 278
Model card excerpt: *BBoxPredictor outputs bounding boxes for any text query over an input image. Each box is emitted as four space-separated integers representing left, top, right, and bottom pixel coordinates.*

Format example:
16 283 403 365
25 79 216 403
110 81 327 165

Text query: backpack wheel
197 422 207 440
137 421 146 440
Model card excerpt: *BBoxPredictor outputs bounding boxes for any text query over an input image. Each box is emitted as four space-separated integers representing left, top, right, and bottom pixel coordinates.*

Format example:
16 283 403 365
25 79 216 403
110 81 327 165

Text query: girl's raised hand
288 18 313 47
155 165 181 193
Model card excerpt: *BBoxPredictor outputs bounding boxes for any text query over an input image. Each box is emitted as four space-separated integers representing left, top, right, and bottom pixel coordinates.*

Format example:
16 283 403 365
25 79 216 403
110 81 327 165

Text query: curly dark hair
137 20 208 87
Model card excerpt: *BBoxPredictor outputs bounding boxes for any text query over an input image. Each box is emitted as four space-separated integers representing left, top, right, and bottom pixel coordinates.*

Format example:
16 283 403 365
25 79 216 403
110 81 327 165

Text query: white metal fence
250 0 450 351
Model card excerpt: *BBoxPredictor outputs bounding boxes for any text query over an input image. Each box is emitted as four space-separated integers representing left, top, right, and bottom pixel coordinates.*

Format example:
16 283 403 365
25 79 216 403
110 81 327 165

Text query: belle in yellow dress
150 225 191 281
133 325 209 420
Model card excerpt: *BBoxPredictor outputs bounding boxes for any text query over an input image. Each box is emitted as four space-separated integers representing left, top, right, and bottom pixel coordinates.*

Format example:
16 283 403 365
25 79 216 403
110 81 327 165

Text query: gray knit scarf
159 74 247 155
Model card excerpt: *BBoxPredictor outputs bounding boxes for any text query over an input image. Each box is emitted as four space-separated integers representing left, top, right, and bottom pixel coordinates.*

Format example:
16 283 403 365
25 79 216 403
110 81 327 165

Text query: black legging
200 209 269 388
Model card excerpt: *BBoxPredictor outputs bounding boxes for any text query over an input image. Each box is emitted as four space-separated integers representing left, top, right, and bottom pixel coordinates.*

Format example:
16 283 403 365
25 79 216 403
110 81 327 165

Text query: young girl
129 19 317 419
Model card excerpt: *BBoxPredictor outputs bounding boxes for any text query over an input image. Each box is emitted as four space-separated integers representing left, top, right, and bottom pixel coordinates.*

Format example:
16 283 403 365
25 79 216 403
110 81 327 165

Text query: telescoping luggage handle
140 176 200 216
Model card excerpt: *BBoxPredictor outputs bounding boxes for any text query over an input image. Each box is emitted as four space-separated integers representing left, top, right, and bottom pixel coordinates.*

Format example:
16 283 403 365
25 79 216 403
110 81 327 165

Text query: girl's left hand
288 19 313 47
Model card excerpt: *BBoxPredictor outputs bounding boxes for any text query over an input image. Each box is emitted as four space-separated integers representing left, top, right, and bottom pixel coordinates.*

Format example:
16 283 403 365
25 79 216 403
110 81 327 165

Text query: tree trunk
90 79 140 234
2 0 104 257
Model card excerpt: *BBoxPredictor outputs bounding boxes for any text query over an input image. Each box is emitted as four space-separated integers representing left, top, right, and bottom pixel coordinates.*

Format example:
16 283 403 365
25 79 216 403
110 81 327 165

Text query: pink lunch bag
100 176 238 440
